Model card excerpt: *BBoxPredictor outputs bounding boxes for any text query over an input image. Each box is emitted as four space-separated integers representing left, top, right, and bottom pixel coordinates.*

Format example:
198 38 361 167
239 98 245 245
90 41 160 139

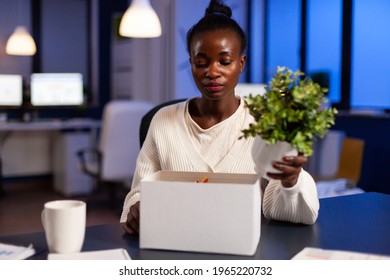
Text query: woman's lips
204 84 224 92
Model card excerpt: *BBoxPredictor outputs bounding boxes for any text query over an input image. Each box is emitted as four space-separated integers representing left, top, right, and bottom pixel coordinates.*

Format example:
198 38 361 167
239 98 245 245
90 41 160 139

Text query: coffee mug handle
41 209 46 230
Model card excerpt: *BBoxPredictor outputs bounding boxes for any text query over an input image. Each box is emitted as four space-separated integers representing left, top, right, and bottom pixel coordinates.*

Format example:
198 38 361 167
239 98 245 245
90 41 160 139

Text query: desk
0 118 100 132
0 119 100 197
1 192 389 260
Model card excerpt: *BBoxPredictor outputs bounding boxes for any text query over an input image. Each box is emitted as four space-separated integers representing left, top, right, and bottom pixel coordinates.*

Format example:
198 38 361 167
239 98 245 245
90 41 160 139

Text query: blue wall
351 0 390 108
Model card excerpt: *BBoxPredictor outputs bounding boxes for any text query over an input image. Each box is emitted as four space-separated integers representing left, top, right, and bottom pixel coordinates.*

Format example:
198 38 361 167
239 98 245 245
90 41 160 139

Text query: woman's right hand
122 201 140 235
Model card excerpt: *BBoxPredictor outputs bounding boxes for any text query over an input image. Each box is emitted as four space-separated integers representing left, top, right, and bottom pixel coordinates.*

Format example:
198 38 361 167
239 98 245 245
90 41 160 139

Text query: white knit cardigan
120 98 319 225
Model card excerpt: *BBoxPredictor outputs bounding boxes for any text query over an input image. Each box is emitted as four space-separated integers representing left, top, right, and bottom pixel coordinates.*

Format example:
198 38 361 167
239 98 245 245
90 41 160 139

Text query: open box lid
142 170 259 185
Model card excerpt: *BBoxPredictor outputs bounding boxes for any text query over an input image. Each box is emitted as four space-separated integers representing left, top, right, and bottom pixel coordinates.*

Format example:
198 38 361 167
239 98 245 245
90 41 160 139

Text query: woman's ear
240 55 247 72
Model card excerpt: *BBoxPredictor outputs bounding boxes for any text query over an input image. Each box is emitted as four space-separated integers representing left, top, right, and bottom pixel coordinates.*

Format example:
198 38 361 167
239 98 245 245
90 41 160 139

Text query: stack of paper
0 243 36 260
48 248 131 260
292 247 390 260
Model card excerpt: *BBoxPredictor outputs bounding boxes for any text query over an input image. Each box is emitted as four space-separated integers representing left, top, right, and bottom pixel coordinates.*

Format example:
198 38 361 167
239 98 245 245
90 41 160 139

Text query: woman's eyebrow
219 50 233 56
194 52 208 58
193 50 233 58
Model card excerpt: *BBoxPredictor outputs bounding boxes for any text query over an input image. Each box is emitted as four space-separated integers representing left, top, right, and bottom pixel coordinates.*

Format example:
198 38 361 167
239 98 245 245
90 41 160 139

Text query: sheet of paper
292 247 390 260
48 248 131 260
0 243 36 260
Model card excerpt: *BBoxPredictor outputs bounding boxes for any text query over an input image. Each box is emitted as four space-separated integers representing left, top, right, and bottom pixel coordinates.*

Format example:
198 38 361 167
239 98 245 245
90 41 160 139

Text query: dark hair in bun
205 0 232 17
186 0 247 54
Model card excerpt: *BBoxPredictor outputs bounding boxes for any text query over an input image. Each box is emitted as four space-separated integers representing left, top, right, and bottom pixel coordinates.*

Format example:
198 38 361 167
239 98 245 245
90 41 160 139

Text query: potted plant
240 66 338 176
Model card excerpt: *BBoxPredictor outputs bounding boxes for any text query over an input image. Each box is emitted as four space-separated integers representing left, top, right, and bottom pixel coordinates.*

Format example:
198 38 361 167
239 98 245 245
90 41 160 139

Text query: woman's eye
220 61 232 66
195 62 207 67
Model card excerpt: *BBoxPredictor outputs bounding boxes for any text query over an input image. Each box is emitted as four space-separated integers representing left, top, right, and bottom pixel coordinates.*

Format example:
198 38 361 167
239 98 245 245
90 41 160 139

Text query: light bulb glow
119 0 162 38
6 26 36 56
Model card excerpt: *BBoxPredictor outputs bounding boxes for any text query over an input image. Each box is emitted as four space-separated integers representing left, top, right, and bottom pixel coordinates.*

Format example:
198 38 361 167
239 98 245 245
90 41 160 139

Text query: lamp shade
119 0 162 38
6 26 36 56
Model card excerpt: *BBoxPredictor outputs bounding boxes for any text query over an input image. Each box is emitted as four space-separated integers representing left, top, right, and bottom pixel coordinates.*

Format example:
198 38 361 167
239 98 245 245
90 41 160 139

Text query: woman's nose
206 62 221 78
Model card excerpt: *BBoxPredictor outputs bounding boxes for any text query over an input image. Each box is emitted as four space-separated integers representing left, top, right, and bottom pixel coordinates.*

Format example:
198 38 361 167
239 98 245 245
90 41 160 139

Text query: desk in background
0 118 100 132
1 192 389 260
0 119 100 197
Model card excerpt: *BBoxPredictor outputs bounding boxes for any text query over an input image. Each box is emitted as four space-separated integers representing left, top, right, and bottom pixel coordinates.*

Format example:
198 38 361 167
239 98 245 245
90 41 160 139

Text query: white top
120 98 319 225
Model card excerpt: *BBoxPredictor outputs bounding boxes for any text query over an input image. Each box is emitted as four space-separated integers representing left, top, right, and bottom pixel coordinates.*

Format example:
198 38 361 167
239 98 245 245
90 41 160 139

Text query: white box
140 171 261 256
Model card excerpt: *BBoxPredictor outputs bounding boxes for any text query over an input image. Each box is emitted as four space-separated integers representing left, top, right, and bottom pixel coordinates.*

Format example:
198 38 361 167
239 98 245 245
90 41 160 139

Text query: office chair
334 137 365 185
316 137 365 198
77 99 155 207
139 98 187 147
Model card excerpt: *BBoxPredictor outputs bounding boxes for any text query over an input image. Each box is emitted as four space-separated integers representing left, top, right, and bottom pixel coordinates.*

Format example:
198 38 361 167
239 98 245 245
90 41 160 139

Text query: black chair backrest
139 98 187 147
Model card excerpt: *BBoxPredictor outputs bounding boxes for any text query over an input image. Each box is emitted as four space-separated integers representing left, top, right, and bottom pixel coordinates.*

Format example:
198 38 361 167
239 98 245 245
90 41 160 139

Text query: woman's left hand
266 152 308 188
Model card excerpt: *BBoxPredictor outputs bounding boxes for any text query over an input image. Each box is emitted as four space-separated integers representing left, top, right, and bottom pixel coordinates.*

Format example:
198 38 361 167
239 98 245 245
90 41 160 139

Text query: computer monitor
0 74 23 107
30 73 84 107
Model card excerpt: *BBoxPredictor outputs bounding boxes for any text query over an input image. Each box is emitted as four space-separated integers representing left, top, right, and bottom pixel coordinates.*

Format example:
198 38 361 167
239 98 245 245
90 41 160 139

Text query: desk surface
1 192 389 260
0 118 100 131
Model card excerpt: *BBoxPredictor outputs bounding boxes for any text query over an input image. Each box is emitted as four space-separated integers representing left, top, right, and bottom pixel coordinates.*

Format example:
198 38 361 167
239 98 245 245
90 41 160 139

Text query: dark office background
22 0 390 195
1 0 390 194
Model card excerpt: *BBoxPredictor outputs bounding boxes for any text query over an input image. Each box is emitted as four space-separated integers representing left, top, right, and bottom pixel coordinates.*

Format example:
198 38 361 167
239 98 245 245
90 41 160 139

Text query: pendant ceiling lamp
6 0 36 56
119 0 162 38
6 26 37 56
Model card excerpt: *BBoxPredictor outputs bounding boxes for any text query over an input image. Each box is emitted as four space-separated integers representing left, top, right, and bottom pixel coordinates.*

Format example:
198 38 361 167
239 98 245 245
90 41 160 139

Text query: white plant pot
251 136 298 178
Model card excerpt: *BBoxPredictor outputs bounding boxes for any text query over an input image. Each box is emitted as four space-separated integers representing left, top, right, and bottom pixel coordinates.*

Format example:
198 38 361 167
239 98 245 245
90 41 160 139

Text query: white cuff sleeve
120 187 140 223
262 169 319 225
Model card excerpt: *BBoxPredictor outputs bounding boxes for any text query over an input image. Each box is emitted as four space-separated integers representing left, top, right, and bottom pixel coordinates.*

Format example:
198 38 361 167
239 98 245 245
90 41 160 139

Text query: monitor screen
30 73 84 107
0 74 23 107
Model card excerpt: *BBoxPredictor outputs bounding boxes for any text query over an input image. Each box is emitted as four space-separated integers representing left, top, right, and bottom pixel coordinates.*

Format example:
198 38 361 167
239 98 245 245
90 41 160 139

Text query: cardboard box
140 171 261 256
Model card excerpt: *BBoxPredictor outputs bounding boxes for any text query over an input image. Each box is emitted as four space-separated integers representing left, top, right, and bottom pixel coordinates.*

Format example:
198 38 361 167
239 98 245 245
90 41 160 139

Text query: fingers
124 202 140 235
282 154 308 167
271 156 303 173
122 222 135 235
266 155 306 187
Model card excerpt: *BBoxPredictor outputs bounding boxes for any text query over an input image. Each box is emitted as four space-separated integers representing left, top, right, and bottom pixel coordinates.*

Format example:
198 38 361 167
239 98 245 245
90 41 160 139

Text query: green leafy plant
241 66 338 156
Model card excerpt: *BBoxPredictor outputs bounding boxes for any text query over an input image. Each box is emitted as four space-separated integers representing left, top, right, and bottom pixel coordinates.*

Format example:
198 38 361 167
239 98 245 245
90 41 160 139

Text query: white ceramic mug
41 200 86 254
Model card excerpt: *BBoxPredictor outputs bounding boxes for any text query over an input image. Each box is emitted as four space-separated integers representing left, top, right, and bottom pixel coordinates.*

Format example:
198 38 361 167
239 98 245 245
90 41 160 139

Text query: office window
41 0 89 85
306 0 342 104
265 0 301 82
351 0 390 109
248 0 265 83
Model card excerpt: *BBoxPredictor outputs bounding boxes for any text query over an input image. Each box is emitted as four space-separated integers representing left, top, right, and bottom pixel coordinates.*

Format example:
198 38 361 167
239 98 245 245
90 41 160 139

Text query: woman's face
189 29 246 100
